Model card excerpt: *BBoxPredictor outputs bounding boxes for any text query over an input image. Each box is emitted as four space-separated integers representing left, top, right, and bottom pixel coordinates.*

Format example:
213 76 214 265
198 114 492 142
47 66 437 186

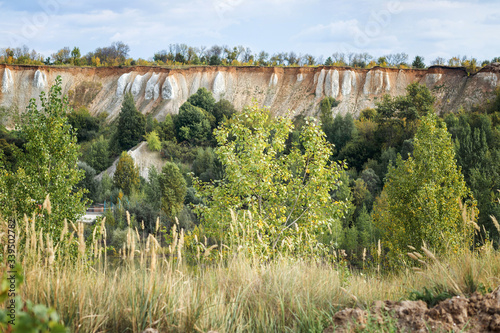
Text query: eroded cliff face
1 64 498 123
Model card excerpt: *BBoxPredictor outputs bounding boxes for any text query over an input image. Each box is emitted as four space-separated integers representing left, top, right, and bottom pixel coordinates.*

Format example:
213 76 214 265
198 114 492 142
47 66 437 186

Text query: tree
113 152 140 196
373 113 474 262
159 162 187 219
86 135 110 173
145 166 162 211
158 114 176 142
212 99 236 126
145 130 161 151
193 103 349 258
117 93 145 151
77 162 98 203
71 47 81 65
412 56 426 69
187 88 216 115
0 76 87 234
174 102 212 145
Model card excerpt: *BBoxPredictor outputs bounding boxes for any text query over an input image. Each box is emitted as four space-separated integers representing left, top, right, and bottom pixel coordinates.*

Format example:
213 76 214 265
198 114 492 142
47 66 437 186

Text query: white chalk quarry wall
1 65 499 123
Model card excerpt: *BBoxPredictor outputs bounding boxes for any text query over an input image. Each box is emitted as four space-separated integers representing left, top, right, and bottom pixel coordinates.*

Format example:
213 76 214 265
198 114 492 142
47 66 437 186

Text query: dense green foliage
374 114 474 260
159 162 187 219
0 77 86 233
117 93 145 151
113 152 140 196
193 103 348 258
1 76 498 267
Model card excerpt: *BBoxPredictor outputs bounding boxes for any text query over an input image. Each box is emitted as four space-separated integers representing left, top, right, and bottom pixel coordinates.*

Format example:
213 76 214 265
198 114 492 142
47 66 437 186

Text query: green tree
67 107 99 142
174 102 212 144
113 152 140 196
145 166 161 211
193 103 349 258
0 76 87 234
145 130 162 151
117 93 145 151
375 83 435 149
373 113 474 262
212 99 236 126
71 47 81 65
187 87 216 114
159 162 187 219
77 162 98 203
86 135 110 173
412 55 426 69
158 114 176 142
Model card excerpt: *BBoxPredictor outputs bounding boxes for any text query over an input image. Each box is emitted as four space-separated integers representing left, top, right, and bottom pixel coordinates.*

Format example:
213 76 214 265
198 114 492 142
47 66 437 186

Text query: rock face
325 286 500 333
1 64 499 124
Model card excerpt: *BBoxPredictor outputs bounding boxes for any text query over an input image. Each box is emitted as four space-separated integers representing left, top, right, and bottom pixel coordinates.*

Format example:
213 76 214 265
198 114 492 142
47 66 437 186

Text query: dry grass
1 211 500 333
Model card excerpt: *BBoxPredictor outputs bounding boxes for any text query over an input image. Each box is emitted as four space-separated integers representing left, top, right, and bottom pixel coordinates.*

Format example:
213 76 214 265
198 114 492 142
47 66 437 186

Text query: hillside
1 64 499 123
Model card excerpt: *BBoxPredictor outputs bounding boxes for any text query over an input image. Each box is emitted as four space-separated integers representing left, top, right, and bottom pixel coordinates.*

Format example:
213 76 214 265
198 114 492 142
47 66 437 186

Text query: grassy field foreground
1 214 500 333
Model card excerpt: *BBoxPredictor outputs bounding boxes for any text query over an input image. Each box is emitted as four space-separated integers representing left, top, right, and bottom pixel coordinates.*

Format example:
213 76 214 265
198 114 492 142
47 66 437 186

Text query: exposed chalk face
477 72 498 87
297 73 304 82
145 73 160 100
325 70 339 98
162 76 178 100
190 73 202 95
363 71 372 95
131 74 145 97
269 73 279 87
2 68 13 93
116 73 132 97
201 72 211 90
384 72 391 92
33 70 47 89
425 73 442 86
342 70 355 97
213 71 226 100
315 69 326 96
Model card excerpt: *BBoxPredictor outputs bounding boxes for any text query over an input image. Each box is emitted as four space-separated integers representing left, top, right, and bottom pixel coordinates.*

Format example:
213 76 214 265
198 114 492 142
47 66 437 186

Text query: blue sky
0 0 499 64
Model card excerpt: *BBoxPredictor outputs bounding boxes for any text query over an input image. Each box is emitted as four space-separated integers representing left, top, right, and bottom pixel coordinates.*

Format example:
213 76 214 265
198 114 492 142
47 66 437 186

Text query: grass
1 210 500 332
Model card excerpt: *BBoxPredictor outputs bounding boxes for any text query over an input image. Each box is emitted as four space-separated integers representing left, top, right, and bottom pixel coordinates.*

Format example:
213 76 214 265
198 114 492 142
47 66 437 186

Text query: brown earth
325 286 500 332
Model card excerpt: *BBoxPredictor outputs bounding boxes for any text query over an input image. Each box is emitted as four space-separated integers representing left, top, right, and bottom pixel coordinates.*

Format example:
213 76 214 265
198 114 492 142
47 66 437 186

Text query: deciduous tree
373 113 474 262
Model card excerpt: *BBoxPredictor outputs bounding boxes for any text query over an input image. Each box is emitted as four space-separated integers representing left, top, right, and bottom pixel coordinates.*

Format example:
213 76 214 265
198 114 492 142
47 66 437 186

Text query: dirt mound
325 286 500 332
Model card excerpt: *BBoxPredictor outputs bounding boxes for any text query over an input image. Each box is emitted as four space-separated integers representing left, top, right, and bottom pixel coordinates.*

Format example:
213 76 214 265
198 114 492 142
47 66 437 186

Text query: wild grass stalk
1 205 500 332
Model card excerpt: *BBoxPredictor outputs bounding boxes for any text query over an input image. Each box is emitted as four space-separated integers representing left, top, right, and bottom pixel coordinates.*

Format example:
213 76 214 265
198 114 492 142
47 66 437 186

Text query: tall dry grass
1 206 500 332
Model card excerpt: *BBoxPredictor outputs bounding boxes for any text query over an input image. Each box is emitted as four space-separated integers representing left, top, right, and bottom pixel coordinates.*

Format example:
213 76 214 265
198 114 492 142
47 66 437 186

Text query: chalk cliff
1 64 498 123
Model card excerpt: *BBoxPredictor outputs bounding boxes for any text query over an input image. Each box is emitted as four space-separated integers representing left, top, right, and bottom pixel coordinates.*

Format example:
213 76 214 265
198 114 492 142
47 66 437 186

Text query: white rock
131 74 145 97
190 73 201 95
177 75 189 100
476 72 498 87
342 70 354 97
213 71 226 100
325 70 340 98
33 70 47 89
2 68 13 93
153 83 160 100
201 72 211 89
116 73 131 97
425 73 442 86
374 70 384 94
145 73 160 100
269 73 278 87
297 73 304 82
384 72 391 92
315 69 326 96
363 71 372 95
162 76 178 100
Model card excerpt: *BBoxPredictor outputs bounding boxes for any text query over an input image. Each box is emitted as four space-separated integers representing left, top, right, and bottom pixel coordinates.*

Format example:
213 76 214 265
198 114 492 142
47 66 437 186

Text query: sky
0 0 499 64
